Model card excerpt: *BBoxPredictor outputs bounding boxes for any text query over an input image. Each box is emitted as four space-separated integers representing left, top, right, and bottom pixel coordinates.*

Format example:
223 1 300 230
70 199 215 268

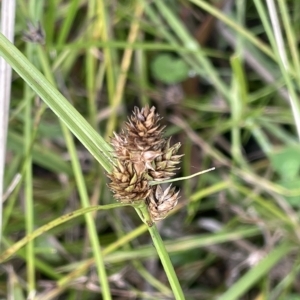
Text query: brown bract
107 106 182 221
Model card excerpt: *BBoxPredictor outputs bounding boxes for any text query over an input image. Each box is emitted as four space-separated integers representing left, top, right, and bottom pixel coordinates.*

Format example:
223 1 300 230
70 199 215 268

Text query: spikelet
110 131 162 176
149 137 183 181
125 106 165 151
147 185 180 221
107 160 150 203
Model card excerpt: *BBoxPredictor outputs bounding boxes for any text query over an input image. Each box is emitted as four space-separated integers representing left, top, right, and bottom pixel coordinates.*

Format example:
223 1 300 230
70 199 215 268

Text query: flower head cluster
107 106 182 222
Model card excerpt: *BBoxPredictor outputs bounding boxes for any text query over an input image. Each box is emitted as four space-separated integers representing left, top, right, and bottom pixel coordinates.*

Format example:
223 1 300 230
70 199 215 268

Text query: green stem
25 43 35 295
63 125 112 300
138 204 185 300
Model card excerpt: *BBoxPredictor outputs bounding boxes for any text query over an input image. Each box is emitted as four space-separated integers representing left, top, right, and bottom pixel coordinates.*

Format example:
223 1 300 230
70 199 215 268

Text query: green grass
1 1 300 299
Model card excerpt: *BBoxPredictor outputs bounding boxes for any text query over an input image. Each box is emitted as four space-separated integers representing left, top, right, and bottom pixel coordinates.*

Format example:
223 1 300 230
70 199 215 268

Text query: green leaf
277 177 300 207
35 234 62 264
151 53 189 84
269 146 300 180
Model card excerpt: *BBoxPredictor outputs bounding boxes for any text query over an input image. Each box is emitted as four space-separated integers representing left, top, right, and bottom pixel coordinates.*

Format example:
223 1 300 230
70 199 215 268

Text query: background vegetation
1 0 300 299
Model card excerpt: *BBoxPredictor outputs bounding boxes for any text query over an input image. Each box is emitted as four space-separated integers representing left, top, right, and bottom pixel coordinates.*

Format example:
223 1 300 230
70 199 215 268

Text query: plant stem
137 204 185 300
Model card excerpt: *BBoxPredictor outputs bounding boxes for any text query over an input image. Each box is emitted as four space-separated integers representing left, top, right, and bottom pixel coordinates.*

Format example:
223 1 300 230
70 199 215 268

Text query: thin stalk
24 62 35 295
86 0 98 129
278 0 300 84
57 0 81 45
147 228 185 299
97 0 115 106
63 126 112 300
135 37 149 106
266 0 300 140
255 0 300 139
149 167 215 185
0 0 16 247
111 209 172 296
229 2 247 167
138 204 185 300
3 105 48 231
24 35 36 298
105 1 144 137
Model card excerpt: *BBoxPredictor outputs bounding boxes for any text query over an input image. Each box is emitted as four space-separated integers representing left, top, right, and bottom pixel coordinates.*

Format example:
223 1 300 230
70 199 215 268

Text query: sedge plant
0 32 217 299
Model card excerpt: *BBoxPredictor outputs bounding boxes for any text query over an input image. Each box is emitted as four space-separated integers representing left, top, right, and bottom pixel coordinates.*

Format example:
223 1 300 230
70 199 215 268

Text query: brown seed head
107 105 183 221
